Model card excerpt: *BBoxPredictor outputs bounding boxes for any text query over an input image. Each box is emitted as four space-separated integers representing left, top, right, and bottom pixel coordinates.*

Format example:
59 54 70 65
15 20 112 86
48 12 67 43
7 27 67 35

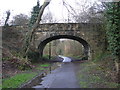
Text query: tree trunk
115 59 120 86
24 1 51 55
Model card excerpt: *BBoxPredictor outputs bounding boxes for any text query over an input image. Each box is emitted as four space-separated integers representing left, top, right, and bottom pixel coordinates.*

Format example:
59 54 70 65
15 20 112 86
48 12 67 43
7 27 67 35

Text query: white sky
0 0 99 25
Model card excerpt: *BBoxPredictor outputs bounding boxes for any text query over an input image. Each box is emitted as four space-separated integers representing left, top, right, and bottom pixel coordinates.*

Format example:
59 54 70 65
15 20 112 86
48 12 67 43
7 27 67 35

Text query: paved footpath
33 62 80 89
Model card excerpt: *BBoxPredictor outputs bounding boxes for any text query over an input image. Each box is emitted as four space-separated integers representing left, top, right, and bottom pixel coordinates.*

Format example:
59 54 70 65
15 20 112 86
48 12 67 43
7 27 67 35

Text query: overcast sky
0 0 101 25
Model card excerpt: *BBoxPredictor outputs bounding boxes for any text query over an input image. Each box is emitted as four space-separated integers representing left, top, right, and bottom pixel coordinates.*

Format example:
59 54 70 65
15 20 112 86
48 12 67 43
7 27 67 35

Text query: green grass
42 55 49 60
77 61 119 88
36 67 45 70
2 73 37 88
2 63 52 88
79 81 88 88
33 63 51 71
2 57 11 61
40 64 50 67
0 80 2 89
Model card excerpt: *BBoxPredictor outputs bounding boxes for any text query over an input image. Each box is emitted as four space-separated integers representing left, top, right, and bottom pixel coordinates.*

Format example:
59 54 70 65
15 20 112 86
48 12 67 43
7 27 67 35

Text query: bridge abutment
35 23 105 60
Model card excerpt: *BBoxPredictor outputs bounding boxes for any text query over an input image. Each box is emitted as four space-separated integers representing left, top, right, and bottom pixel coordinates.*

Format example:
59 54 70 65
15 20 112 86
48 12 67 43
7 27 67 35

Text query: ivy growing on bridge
105 2 120 60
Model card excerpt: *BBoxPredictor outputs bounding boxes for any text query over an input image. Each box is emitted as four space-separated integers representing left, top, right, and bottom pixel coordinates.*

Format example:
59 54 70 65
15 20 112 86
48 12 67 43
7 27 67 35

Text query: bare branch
62 0 77 16
24 0 51 55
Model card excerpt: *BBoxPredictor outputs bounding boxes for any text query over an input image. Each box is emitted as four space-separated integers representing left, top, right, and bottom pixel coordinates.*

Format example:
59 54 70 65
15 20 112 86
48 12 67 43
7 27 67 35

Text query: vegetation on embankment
2 26 56 88
2 73 37 88
2 63 51 88
76 52 119 88
103 2 120 84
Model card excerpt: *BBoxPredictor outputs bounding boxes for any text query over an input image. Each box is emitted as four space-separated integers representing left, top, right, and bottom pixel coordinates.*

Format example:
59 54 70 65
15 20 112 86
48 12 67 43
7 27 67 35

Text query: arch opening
38 35 91 60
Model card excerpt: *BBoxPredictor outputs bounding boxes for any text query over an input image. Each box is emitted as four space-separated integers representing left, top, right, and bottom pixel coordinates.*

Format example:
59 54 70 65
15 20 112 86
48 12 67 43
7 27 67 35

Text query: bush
27 51 39 62
81 56 88 60
93 52 111 62
9 57 32 70
42 55 49 60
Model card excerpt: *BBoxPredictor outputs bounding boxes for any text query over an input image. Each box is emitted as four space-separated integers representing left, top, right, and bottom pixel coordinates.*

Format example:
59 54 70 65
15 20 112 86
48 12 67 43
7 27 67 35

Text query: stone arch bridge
34 23 106 60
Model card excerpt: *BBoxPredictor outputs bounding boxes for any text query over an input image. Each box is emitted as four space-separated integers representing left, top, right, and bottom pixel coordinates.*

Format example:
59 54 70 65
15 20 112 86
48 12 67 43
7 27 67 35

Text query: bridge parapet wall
35 23 105 60
37 23 101 32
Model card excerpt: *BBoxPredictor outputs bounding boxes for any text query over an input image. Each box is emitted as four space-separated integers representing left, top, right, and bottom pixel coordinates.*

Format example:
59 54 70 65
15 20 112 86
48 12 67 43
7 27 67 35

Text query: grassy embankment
2 63 50 88
76 52 119 88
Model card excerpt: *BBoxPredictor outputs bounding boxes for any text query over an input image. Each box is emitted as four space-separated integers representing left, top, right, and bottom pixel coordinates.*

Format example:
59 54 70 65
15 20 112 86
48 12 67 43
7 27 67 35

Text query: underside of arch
38 35 90 60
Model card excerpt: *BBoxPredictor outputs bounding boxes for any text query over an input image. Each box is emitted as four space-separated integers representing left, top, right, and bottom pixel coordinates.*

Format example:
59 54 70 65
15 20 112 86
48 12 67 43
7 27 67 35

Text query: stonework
2 23 106 60
35 23 106 60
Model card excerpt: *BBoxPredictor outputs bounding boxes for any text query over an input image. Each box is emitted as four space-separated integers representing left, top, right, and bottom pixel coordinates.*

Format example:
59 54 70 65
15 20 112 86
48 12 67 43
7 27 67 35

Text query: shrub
27 51 39 62
42 55 49 60
9 57 32 70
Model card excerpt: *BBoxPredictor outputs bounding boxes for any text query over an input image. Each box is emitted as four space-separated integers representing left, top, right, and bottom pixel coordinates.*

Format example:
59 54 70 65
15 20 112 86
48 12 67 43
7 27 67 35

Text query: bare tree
73 1 105 23
61 0 77 22
41 10 58 23
23 0 51 55
4 10 11 26
60 0 105 23
11 14 29 26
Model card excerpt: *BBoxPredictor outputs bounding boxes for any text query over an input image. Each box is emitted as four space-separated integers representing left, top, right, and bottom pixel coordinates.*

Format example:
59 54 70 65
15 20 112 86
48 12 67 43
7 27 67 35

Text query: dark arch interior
38 35 90 59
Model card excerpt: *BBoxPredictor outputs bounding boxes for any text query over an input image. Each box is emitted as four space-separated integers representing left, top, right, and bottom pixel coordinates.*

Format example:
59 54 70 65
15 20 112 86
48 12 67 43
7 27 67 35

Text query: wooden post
49 42 51 60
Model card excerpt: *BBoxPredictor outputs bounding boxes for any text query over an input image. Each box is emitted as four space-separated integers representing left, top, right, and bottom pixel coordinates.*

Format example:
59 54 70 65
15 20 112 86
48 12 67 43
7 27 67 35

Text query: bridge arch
38 35 91 60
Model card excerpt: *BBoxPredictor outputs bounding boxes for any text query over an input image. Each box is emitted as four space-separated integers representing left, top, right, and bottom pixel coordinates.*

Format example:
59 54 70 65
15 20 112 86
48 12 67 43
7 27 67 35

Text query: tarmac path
33 62 80 89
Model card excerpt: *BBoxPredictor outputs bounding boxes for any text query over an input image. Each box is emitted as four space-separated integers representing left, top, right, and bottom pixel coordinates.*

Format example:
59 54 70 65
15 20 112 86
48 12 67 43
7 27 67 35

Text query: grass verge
2 73 37 88
2 63 51 88
77 61 119 88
